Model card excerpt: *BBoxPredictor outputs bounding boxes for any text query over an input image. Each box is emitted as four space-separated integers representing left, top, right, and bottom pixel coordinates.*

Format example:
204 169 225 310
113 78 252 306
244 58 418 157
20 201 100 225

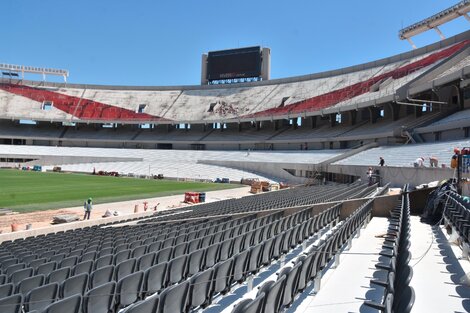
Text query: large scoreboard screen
207 46 262 81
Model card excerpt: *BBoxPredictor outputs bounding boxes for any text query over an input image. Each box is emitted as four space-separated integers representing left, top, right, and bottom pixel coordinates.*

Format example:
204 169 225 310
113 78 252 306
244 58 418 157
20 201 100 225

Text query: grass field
0 169 240 213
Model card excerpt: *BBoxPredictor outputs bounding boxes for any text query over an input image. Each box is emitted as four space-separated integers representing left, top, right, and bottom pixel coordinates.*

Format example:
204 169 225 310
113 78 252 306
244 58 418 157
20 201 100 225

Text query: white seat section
434 55 470 80
335 139 470 167
0 145 342 181
429 109 470 126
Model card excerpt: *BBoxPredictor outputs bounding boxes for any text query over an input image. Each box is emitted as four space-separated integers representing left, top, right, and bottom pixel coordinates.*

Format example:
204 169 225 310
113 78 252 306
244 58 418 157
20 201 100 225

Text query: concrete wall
273 193 399 220
199 160 311 183
326 164 453 188
199 158 453 187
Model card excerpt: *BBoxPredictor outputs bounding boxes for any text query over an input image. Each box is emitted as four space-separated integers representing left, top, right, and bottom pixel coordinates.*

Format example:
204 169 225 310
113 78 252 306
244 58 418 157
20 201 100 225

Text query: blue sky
1 0 469 86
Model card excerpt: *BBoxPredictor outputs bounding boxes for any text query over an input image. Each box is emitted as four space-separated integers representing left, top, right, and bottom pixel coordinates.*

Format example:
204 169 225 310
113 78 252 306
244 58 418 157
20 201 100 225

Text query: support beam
464 12 470 22
434 26 446 40
406 98 448 105
407 38 417 49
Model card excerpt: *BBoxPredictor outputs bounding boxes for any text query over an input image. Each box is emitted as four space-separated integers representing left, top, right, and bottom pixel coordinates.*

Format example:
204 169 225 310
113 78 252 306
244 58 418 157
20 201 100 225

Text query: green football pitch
0 169 240 213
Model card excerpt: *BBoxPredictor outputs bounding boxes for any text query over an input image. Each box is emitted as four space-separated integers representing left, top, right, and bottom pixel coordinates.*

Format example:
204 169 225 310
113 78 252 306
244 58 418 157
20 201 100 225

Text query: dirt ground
0 186 251 234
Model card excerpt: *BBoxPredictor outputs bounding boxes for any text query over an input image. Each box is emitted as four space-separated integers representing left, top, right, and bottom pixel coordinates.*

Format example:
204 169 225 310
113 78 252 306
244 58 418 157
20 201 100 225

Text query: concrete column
349 111 357 126
369 107 379 124
311 116 317 129
292 118 298 130
330 114 336 127
390 103 401 121
261 48 271 81
459 86 465 110
201 54 208 85
414 105 423 118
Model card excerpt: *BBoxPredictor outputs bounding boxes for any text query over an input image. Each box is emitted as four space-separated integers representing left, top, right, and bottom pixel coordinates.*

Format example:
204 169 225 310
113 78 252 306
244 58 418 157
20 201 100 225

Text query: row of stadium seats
364 186 415 313
144 183 373 223
0 200 344 312
230 197 373 312
444 191 470 246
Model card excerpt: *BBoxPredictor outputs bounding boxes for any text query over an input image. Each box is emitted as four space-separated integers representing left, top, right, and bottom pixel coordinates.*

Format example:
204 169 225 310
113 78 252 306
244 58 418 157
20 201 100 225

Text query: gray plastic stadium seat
73 260 94 275
219 239 233 261
49 254 66 264
116 271 144 310
94 255 113 270
232 250 249 283
187 239 201 254
162 237 175 248
132 246 147 259
144 262 167 296
43 294 82 313
9 267 33 285
247 243 263 274
60 256 79 268
40 251 55 260
187 250 204 276
29 258 47 271
98 248 113 258
80 251 97 262
1 258 19 271
0 294 22 313
156 247 173 264
204 243 220 269
0 273 6 284
167 255 188 285
231 292 265 313
394 286 415 313
158 280 190 313
231 234 244 256
47 267 71 284
129 241 142 251
213 258 233 295
16 274 45 296
364 293 393 313
114 244 129 254
281 229 293 254
188 268 213 310
123 295 159 313
257 276 286 313
89 265 114 289
114 250 132 265
260 237 274 265
296 253 313 292
0 282 14 298
173 243 188 258
83 281 116 313
115 258 136 282
242 231 255 251
271 234 283 260
60 272 89 297
36 261 57 276
278 262 302 308
137 252 156 271
5 263 26 276
25 282 59 312
146 241 162 253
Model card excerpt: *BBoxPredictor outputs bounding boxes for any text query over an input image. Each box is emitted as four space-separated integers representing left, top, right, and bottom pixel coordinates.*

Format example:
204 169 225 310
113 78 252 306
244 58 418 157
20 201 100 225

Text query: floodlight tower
0 63 69 82
399 0 470 49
